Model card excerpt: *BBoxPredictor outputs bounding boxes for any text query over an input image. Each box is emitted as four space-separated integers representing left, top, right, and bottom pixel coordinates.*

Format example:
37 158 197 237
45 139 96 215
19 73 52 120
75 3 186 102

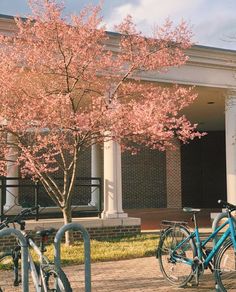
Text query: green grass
55 234 159 265
0 234 159 269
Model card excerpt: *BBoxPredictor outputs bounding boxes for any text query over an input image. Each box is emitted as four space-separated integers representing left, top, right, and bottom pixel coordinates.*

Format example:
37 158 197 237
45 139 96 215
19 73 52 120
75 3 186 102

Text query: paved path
0 257 216 291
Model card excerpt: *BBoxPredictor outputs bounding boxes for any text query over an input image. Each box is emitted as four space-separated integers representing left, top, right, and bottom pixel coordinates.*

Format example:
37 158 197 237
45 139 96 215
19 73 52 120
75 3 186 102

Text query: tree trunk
62 204 74 246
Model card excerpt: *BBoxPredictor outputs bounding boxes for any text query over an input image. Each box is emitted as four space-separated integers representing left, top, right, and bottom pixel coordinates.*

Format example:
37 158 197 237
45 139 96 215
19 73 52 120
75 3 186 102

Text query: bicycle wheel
37 264 72 292
157 225 196 287
215 239 236 292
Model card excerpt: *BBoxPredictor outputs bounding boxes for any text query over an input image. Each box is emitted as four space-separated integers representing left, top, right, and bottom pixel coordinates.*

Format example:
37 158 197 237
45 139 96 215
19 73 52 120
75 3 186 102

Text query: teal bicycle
157 200 236 291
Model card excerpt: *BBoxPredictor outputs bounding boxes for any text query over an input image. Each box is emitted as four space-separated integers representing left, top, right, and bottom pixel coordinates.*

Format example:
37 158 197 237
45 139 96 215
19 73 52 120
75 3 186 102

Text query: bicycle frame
28 237 51 292
28 251 41 292
0 207 66 292
171 215 236 269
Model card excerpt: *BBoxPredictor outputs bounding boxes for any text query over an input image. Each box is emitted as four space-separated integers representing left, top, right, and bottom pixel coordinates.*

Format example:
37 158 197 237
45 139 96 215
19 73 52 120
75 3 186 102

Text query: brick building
1 14 236 233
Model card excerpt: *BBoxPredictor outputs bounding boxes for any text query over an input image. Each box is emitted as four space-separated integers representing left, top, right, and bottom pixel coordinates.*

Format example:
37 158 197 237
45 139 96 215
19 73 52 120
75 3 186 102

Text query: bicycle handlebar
218 199 236 211
17 206 39 217
0 206 40 230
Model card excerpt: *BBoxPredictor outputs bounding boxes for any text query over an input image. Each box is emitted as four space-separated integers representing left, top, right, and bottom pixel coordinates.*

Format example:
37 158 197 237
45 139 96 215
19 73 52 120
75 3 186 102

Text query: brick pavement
0 257 216 292
0 208 218 291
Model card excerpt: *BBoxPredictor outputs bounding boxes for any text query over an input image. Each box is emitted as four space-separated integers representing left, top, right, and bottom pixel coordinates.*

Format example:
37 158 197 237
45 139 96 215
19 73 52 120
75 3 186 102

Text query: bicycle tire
56 267 72 292
157 225 196 287
36 263 72 292
215 239 236 292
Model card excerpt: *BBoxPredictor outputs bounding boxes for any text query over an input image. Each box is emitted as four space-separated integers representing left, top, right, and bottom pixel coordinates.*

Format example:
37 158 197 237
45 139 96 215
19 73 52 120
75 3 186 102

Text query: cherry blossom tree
0 0 202 244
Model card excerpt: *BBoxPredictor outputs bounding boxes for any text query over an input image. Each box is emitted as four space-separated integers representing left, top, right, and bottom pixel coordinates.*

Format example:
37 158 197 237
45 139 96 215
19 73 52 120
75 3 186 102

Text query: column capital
225 93 236 109
226 89 236 98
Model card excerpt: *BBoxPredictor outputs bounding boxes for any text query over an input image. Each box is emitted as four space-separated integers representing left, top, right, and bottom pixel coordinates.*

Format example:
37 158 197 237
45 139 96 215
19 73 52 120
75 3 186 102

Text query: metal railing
0 176 102 221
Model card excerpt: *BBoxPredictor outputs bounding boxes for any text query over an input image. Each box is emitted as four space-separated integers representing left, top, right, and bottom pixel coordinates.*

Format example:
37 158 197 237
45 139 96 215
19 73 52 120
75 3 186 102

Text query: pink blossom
0 1 203 243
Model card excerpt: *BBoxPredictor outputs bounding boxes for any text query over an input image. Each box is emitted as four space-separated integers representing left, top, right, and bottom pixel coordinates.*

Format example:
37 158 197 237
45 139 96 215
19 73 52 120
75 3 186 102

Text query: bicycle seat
36 228 55 237
183 207 201 213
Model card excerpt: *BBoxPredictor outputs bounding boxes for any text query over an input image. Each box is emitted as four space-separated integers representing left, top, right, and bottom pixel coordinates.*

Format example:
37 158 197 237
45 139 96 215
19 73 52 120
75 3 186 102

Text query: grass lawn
46 234 158 265
0 234 159 269
48 233 159 265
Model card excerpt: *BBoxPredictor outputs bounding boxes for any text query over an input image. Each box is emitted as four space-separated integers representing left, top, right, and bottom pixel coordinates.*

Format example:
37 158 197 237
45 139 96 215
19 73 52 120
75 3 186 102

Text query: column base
101 211 128 219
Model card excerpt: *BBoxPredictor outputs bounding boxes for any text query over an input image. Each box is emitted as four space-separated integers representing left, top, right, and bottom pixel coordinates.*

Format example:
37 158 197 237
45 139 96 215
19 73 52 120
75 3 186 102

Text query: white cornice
1 14 236 89
106 33 236 89
0 17 17 34
187 46 236 70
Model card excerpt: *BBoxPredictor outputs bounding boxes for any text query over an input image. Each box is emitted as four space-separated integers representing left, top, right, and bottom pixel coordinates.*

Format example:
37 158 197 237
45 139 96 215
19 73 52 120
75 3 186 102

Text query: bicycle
0 207 72 291
157 199 236 292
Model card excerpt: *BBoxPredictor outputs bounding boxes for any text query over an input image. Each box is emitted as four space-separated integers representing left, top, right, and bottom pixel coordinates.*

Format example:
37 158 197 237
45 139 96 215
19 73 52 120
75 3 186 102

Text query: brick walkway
0 209 219 291
0 257 216 292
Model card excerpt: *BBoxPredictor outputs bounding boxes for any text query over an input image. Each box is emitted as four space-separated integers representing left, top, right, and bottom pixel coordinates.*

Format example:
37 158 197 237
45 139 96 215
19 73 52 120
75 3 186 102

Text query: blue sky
0 0 235 50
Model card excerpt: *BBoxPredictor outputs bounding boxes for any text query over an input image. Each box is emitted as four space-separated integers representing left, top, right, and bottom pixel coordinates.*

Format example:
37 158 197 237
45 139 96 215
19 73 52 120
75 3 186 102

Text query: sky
0 0 235 50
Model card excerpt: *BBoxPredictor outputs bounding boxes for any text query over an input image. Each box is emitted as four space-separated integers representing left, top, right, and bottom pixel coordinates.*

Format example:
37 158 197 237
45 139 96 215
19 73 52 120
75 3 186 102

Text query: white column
102 134 127 219
225 93 236 205
90 144 102 208
5 133 19 209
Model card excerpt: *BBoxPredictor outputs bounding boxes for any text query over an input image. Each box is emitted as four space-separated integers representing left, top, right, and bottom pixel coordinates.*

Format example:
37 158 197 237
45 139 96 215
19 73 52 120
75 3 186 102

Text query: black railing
0 176 102 221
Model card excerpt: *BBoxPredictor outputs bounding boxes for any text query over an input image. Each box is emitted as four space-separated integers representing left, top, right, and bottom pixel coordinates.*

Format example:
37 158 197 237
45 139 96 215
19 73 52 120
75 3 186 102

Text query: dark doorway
181 131 226 208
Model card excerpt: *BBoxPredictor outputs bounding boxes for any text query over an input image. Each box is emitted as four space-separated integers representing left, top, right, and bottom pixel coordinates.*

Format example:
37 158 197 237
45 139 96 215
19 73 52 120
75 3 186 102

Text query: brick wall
0 225 141 251
122 149 166 208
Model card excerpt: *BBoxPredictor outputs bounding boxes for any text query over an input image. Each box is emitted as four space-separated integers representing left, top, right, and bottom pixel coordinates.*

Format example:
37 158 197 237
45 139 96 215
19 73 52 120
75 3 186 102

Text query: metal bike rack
0 228 29 292
212 212 236 292
212 212 236 246
212 212 227 246
54 223 91 292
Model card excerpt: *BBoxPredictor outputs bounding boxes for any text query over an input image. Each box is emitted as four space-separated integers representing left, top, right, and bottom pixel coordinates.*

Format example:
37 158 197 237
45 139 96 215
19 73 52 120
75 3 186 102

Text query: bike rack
212 212 236 292
212 211 236 246
54 223 91 292
0 228 29 292
212 212 228 246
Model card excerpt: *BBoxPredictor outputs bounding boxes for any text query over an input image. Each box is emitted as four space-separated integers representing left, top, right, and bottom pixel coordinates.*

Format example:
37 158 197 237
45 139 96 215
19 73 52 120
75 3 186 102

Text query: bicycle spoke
215 239 236 291
157 225 196 287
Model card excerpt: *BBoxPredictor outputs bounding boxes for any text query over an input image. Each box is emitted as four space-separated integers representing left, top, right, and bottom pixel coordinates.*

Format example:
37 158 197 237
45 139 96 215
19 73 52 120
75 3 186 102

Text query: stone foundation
0 217 141 250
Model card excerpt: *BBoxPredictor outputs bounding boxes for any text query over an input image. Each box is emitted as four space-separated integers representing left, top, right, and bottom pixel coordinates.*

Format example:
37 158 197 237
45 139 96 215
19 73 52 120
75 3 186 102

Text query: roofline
192 44 236 54
106 31 236 54
0 14 235 54
0 14 15 20
0 13 27 21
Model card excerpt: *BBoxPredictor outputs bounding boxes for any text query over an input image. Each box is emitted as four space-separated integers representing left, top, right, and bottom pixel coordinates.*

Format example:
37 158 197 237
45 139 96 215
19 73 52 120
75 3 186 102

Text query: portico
1 14 236 224
97 42 236 214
